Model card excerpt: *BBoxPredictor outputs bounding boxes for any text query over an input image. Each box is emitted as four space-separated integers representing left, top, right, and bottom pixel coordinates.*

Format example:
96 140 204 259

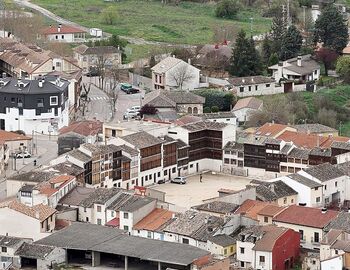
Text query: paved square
151 172 252 209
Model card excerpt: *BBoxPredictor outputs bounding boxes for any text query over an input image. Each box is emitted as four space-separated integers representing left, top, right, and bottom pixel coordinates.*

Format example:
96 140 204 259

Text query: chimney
58 24 62 32
49 24 52 28
297 56 302 67
188 58 191 65
38 80 43 88
270 184 275 193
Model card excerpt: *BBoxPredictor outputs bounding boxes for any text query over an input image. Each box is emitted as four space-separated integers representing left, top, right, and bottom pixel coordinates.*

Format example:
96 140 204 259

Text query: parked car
171 176 187 184
127 106 141 112
123 109 140 120
157 179 165 184
120 83 133 93
16 151 31 158
85 67 100 77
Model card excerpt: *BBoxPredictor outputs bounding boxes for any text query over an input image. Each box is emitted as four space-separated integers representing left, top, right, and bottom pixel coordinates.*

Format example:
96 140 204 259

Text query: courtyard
151 172 252 209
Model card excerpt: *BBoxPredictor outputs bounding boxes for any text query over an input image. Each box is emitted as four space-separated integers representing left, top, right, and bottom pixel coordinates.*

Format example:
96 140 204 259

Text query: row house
222 141 244 175
0 38 82 109
0 235 30 269
111 131 164 186
18 175 76 208
236 225 300 270
167 121 235 174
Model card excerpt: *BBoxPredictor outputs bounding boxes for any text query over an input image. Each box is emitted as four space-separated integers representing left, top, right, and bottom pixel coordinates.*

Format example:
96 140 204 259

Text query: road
0 134 58 200
81 76 145 122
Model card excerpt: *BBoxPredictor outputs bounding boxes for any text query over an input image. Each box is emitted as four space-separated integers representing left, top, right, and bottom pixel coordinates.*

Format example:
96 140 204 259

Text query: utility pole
287 0 290 27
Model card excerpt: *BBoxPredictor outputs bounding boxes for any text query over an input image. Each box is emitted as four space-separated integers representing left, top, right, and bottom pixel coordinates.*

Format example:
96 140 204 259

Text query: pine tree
270 10 287 55
280 25 303 60
313 5 349 53
229 30 262 76
261 37 273 65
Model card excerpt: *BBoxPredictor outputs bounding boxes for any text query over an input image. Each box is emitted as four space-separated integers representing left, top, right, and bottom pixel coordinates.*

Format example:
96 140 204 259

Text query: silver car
171 176 187 184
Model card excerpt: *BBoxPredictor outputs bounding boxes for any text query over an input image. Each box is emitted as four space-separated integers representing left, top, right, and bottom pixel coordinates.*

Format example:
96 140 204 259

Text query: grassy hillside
31 0 271 44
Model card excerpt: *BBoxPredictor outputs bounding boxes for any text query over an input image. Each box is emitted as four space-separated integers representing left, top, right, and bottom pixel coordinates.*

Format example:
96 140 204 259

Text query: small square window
240 247 245 254
1 246 7 253
123 212 129 219
50 96 58 106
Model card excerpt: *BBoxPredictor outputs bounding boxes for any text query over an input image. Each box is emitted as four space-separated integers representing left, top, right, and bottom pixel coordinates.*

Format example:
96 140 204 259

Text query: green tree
215 0 240 19
229 30 262 76
261 37 273 65
101 6 118 25
336 56 350 83
270 10 287 55
268 52 279 66
280 25 303 60
313 5 349 53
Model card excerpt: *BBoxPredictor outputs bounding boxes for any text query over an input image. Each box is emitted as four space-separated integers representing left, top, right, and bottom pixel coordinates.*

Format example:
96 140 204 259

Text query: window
316 197 321 203
248 86 252 91
61 35 64 39
55 35 58 39
147 231 152 238
335 181 337 187
111 211 114 217
1 247 7 253
239 86 244 92
255 85 258 91
172 167 176 173
224 248 227 255
314 232 319 243
259 256 265 263
230 246 233 253
123 212 129 219
97 218 102 225
299 230 304 240
164 170 168 176
84 207 87 212
11 97 15 103
182 238 189 244
324 185 327 190
264 216 269 223
266 84 270 87
124 225 129 231
315 187 319 191
19 108 23 115
158 172 160 177
240 262 245 267
335 250 338 255
224 158 229 164
97 205 102 212
240 247 245 254
50 96 58 105
283 197 287 204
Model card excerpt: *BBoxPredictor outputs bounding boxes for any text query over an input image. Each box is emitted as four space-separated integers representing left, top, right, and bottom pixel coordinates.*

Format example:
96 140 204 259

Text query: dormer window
50 96 58 106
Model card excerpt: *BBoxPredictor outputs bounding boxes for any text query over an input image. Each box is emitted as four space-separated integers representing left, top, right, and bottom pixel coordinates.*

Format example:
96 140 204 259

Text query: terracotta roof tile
0 200 56 221
0 130 31 141
255 123 293 137
59 120 102 137
273 205 338 228
42 25 85 35
133 208 174 231
232 97 263 111
257 205 286 217
234 199 276 220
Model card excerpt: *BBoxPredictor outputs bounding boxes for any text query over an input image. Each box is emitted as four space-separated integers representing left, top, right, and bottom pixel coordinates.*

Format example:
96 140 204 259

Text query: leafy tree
215 0 240 19
336 56 350 83
101 6 118 25
316 108 337 128
268 52 279 66
315 48 338 76
280 25 303 60
229 30 262 76
298 0 312 7
313 5 349 53
140 105 157 117
270 10 287 55
203 107 211 113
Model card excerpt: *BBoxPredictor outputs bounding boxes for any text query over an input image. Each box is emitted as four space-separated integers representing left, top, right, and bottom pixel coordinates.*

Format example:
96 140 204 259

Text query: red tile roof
0 130 31 141
257 205 286 217
59 120 102 137
277 130 349 149
106 217 120 227
133 208 174 231
38 175 75 197
253 225 291 252
273 205 338 228
0 200 56 221
235 199 276 220
42 25 85 35
255 123 294 137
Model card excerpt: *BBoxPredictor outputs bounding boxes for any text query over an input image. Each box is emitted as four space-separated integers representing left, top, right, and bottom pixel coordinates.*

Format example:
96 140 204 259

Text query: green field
31 0 271 44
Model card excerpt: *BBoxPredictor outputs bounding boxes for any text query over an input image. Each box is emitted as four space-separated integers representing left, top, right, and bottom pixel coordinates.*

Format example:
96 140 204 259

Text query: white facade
236 240 255 269
0 208 52 241
132 229 165 240
320 255 343 270
232 107 259 123
0 102 69 135
233 82 282 97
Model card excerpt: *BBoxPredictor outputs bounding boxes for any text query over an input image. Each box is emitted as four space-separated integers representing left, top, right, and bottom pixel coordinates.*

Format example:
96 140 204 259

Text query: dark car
157 179 165 184
85 67 100 77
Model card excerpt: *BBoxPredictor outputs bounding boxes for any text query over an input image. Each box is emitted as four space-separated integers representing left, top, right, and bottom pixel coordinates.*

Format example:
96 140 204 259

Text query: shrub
211 106 219 112
203 107 211 113
193 89 235 111
215 0 240 19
